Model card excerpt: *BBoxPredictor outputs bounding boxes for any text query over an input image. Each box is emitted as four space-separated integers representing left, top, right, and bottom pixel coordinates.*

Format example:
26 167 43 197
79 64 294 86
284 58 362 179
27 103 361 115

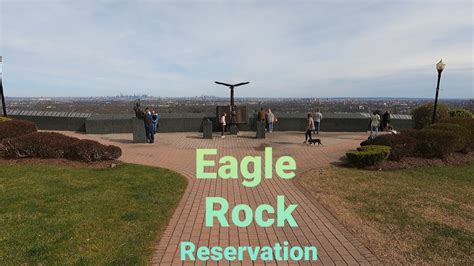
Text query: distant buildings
4 96 473 115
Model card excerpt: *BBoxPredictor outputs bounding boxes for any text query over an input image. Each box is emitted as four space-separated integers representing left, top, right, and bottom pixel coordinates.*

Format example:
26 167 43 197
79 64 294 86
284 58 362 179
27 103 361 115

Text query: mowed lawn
299 161 474 264
0 163 187 264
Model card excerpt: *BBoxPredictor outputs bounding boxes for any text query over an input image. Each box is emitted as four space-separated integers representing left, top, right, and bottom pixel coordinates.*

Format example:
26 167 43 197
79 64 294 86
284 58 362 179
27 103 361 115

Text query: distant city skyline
4 95 474 100
1 1 472 98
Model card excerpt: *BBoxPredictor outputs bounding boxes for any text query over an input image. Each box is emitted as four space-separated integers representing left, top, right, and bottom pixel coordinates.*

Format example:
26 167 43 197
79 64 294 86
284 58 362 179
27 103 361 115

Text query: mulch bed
366 152 474 171
0 158 122 169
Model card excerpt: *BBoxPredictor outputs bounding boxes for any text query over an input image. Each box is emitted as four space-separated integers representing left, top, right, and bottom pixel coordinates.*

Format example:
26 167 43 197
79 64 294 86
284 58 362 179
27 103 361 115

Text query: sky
0 0 472 98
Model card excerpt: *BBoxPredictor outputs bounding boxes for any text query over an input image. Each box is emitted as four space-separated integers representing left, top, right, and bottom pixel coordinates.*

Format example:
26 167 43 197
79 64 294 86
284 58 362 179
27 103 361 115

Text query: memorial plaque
203 119 213 139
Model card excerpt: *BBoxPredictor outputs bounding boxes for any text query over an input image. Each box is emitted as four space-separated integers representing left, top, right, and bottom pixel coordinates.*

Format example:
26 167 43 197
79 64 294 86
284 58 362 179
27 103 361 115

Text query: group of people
304 109 323 143
369 110 392 138
257 107 325 143
144 108 160 144
219 108 278 138
215 108 394 142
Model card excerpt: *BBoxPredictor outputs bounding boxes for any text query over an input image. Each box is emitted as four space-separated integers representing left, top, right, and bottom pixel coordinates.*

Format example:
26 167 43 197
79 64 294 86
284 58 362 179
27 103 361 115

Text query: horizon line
5 96 473 100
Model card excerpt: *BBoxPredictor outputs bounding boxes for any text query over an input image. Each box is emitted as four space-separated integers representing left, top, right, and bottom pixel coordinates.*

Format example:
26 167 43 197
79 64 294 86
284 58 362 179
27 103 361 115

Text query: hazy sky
1 0 472 98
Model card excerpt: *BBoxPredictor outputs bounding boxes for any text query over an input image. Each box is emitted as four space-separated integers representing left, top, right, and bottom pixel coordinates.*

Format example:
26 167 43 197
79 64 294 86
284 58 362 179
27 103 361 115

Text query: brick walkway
65 131 379 265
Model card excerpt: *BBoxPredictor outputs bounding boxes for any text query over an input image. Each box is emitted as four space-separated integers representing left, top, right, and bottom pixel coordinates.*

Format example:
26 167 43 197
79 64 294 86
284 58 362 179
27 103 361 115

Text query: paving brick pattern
64 131 379 265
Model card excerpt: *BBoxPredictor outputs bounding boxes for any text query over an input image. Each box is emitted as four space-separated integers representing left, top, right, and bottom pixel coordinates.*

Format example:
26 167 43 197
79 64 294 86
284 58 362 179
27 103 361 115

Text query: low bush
0 132 121 162
0 120 37 141
65 139 122 162
356 145 391 153
439 117 474 130
0 132 77 159
448 109 472 118
366 134 417 161
415 129 458 159
411 103 449 129
439 117 474 149
425 123 471 152
401 129 421 138
347 145 391 167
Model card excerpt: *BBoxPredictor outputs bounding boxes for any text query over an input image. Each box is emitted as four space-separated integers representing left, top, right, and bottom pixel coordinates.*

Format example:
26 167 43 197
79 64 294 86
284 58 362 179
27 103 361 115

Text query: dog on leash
308 139 323 146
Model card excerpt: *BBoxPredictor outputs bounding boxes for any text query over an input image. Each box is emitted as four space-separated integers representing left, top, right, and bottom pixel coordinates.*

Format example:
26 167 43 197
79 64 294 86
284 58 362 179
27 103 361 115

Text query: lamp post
0 56 6 117
432 59 446 124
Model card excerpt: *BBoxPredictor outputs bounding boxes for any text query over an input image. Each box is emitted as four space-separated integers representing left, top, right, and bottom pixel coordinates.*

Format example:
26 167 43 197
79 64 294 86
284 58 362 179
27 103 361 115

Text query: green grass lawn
299 161 474 264
0 163 187 264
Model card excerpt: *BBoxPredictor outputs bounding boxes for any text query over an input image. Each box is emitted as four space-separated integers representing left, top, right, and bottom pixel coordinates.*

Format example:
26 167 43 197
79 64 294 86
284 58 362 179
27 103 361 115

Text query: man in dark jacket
382 111 391 131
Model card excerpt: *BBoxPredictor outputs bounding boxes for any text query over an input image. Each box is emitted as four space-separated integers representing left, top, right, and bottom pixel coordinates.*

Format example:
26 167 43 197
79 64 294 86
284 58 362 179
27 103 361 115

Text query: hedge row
360 119 473 162
424 123 471 153
67 139 122 162
346 145 391 167
0 120 37 141
0 132 121 162
410 104 473 129
362 134 417 161
440 117 474 149
410 129 460 159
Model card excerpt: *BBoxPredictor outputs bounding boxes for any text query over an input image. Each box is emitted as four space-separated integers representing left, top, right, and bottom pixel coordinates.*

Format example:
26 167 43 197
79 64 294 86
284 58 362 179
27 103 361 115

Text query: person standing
220 113 227 139
266 109 275 133
151 110 158 134
382 110 391 131
304 113 315 143
144 108 154 143
370 111 381 139
314 109 323 134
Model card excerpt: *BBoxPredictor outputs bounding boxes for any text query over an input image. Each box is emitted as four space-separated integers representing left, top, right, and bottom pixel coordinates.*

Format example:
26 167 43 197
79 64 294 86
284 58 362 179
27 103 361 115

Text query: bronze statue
133 99 145 118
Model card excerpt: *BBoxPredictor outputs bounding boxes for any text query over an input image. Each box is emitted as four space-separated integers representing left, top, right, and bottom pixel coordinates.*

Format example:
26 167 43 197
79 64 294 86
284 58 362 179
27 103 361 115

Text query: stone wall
271 113 413 132
8 110 90 131
85 114 132 134
7 110 413 133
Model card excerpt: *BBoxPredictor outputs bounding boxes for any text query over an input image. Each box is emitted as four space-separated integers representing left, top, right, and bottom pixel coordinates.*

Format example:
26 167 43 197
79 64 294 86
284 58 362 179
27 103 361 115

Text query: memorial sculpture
132 99 147 143
133 99 145 118
214 81 250 134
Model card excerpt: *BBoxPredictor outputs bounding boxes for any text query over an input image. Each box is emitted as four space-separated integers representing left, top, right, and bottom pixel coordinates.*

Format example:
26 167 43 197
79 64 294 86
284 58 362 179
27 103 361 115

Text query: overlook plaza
58 130 380 265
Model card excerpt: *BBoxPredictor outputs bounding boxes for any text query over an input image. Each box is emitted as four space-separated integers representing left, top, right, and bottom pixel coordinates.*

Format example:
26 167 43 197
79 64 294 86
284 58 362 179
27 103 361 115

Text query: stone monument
214 81 250 135
202 118 213 139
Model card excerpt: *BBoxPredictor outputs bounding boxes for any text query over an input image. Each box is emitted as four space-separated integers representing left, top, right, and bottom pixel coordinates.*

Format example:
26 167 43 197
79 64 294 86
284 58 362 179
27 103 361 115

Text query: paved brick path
65 131 379 265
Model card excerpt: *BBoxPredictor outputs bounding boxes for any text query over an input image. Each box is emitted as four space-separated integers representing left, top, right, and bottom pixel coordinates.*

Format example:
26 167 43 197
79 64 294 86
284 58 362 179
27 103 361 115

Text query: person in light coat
304 113 315 143
220 113 227 138
370 111 381 138
266 109 275 133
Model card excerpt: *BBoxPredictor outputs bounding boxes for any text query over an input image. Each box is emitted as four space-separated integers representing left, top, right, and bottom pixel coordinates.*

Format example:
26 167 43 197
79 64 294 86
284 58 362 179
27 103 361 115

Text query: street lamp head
436 59 446 73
